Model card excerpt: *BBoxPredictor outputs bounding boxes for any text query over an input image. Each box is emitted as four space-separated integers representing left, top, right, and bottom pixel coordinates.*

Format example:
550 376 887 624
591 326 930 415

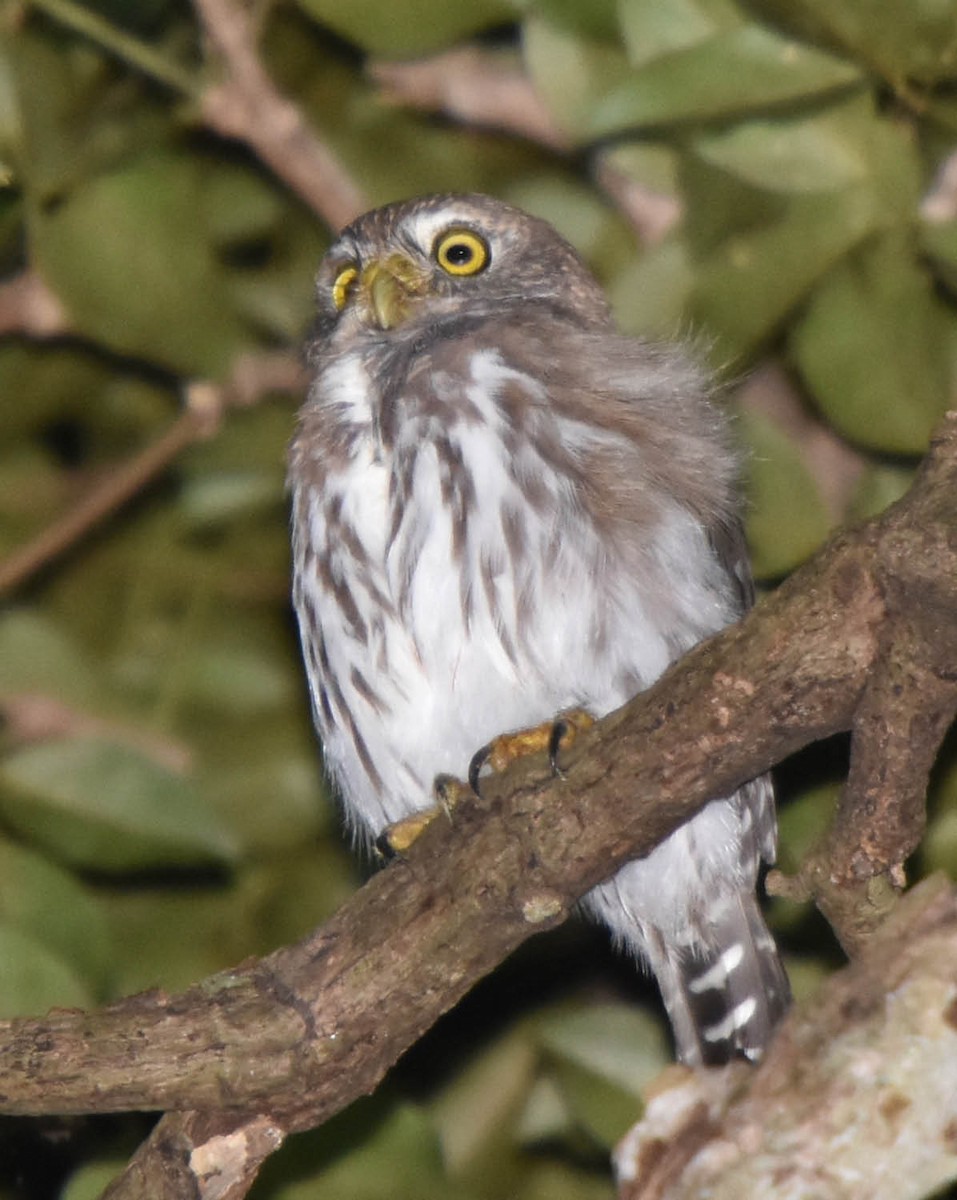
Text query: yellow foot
375 774 466 857
468 708 595 794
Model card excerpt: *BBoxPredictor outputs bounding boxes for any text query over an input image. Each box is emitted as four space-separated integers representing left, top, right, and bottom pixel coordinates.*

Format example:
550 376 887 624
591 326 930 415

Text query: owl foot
375 774 464 857
468 708 595 795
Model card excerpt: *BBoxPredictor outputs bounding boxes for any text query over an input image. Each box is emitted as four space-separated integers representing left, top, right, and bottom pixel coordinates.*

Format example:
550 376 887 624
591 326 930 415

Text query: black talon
374 830 397 860
433 774 457 814
548 720 569 779
468 744 491 795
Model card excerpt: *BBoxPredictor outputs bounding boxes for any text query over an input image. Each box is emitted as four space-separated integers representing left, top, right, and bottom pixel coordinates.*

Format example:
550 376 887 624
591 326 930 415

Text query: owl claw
468 745 491 795
468 709 596 795
548 720 570 779
376 774 465 857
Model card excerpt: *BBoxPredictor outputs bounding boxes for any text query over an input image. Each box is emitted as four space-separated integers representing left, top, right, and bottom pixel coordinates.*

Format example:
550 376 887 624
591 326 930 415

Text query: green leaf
0 340 173 446
522 0 620 39
0 924 93 1018
200 158 288 249
28 150 246 376
10 26 171 201
925 750 957 878
0 449 67 552
200 730 327 855
179 470 286 527
179 642 295 716
522 17 634 142
848 463 916 521
775 782 840 875
295 0 514 56
608 236 694 339
0 736 239 871
921 216 957 296
585 23 863 138
431 1029 537 1175
535 1004 668 1146
617 0 741 67
738 409 832 579
600 139 681 202
691 188 877 359
0 838 112 994
60 1160 130 1200
747 0 957 86
101 852 352 996
686 96 922 357
257 1101 448 1200
536 1003 667 1097
501 175 637 285
0 610 106 709
789 234 952 453
694 101 873 195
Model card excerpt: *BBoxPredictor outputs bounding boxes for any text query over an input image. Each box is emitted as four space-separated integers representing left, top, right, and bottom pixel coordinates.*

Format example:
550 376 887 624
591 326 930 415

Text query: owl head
313 194 611 342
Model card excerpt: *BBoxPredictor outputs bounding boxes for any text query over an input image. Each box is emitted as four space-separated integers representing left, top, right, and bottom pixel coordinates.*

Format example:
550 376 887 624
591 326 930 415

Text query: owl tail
646 893 791 1067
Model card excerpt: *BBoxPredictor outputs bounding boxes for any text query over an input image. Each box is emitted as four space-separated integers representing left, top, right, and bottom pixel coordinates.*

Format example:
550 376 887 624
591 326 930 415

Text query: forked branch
0 414 953 1199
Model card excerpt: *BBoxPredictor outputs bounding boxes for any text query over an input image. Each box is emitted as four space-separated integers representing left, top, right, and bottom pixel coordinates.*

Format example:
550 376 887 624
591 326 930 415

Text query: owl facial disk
353 253 429 331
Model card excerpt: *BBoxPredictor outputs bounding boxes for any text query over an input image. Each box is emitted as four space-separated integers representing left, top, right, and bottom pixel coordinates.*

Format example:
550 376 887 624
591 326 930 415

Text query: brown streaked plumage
289 193 789 1066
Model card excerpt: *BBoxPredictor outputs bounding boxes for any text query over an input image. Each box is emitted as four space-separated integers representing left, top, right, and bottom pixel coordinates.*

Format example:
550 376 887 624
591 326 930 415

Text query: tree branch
615 874 957 1200
0 269 69 338
0 351 304 598
193 0 367 229
0 414 954 1196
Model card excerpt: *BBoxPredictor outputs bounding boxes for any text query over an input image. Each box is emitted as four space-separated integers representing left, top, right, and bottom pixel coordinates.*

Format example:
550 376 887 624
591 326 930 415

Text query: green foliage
2 0 956 1195
296 0 515 57
0 735 238 870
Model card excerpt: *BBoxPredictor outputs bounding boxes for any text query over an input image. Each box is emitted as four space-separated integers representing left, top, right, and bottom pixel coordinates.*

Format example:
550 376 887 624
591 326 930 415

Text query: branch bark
0 413 954 1197
615 875 957 1200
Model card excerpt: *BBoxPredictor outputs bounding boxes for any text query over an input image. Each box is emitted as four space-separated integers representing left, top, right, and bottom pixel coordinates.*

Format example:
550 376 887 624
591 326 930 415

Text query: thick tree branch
615 875 957 1200
0 414 954 1200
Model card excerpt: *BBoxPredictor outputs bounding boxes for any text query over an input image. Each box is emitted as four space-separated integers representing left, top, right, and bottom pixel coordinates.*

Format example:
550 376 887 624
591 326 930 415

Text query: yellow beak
359 255 426 330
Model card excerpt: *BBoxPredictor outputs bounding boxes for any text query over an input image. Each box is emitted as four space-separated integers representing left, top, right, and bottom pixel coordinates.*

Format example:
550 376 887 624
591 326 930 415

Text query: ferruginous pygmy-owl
289 193 790 1066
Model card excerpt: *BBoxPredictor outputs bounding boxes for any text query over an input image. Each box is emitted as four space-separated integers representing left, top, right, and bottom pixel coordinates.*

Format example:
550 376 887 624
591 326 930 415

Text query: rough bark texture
0 413 954 1199
615 876 957 1200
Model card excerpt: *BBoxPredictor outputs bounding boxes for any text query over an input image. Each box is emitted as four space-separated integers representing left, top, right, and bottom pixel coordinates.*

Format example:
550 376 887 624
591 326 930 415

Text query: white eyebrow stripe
409 207 489 255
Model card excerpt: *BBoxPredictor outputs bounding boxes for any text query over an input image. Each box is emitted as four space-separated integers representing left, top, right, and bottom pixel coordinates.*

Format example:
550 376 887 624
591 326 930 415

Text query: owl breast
292 342 735 843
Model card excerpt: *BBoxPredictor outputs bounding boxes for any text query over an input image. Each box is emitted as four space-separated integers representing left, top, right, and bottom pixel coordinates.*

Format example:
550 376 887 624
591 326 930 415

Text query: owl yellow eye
434 229 490 276
332 264 358 311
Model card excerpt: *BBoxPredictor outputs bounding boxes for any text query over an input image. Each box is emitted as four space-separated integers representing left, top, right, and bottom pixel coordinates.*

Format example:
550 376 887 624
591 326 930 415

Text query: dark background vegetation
1 0 956 1196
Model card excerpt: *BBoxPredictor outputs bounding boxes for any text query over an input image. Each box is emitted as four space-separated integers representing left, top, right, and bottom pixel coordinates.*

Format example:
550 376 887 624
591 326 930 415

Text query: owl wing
708 515 756 616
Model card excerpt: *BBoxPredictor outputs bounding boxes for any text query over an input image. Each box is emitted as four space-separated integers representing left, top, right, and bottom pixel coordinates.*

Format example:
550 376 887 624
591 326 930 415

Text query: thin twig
922 145 957 223
28 0 198 94
0 409 203 597
0 351 305 598
371 48 569 151
0 270 69 338
0 693 193 772
193 0 367 230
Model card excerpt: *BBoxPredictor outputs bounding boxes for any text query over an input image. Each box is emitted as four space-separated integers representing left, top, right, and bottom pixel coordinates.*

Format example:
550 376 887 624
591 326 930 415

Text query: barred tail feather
647 894 790 1067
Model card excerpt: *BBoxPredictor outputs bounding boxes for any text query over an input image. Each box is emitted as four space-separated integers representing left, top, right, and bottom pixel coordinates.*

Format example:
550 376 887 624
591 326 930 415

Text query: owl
289 193 790 1066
